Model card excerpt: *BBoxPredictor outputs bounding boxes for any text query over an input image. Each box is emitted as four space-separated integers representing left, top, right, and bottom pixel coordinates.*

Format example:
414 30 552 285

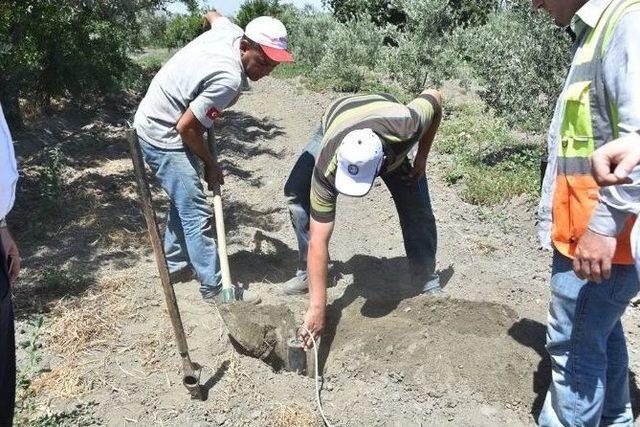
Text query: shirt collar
575 0 614 28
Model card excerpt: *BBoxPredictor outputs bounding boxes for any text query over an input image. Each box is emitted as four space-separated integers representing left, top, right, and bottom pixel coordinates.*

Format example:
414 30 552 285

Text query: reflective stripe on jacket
551 0 640 264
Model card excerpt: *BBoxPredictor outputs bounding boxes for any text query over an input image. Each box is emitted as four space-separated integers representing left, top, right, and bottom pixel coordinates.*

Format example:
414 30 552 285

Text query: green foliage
323 0 406 26
437 101 543 205
447 0 497 27
286 11 337 70
236 0 284 29
379 0 484 95
14 316 45 426
312 16 384 91
454 6 570 132
1 1 153 108
19 403 100 427
40 268 89 293
16 316 45 393
0 1 208 126
137 10 168 48
37 146 65 203
164 13 203 49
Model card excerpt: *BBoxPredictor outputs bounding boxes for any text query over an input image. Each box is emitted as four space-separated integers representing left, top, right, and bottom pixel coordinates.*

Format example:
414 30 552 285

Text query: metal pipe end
183 373 205 400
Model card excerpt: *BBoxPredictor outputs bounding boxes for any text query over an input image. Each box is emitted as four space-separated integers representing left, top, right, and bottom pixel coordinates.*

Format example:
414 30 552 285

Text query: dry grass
267 404 319 427
139 325 173 373
30 275 135 398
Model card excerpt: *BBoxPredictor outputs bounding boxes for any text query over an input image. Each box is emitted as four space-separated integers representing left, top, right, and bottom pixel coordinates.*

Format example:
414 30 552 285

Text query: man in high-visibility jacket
533 0 640 425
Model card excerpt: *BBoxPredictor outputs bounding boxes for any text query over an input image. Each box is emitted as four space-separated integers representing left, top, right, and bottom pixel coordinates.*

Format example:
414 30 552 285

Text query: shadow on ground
10 101 285 320
509 318 640 421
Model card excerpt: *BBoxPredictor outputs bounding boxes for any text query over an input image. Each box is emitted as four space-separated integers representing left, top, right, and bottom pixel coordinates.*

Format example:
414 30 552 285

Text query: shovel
126 128 204 400
206 130 235 304
206 130 306 371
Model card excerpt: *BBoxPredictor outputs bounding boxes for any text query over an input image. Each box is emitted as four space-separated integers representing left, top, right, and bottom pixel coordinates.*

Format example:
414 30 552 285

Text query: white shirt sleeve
0 103 18 220
588 11 640 236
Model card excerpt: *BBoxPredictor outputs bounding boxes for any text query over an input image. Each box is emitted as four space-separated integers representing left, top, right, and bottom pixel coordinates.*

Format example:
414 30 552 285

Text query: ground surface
11 76 640 426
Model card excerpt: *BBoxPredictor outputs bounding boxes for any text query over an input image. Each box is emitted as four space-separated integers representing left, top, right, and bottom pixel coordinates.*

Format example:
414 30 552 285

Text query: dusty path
12 76 640 426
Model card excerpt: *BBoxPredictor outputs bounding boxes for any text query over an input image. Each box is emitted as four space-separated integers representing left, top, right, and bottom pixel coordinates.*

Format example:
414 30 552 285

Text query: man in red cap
133 12 292 304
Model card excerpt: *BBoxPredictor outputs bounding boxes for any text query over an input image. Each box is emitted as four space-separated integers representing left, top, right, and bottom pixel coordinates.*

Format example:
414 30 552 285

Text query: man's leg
600 320 633 426
138 137 221 298
282 127 323 295
0 242 15 427
538 251 638 427
382 160 440 293
164 202 191 274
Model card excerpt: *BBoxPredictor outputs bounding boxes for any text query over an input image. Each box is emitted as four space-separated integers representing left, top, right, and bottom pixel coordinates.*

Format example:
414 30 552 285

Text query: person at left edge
0 102 21 427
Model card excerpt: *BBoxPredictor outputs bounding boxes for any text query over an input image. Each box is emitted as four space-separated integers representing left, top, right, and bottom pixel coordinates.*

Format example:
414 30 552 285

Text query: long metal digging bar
207 130 235 303
126 128 205 401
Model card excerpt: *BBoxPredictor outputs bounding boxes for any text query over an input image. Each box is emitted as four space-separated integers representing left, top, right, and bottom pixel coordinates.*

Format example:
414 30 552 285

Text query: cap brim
260 45 294 63
335 164 376 197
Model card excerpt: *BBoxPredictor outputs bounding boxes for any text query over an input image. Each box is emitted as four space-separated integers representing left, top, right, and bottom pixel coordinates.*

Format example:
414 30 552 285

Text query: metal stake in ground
126 128 204 401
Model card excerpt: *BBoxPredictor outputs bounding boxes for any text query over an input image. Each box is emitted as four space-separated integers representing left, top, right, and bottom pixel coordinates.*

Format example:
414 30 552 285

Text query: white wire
299 325 334 427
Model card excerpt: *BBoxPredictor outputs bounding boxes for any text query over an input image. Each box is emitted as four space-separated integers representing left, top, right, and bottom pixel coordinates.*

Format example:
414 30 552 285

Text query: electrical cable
299 325 334 427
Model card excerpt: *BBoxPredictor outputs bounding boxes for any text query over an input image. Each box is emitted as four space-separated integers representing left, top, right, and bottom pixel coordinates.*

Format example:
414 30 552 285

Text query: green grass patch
437 100 543 206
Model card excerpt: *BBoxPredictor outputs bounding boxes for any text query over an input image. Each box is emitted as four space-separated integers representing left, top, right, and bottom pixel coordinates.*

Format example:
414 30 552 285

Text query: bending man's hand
573 229 617 283
591 133 640 186
402 156 427 185
299 305 325 350
0 227 20 284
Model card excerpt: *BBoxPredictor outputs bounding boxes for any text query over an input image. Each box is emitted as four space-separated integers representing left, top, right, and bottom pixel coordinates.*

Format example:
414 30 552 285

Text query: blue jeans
538 251 639 427
283 128 440 292
138 136 221 297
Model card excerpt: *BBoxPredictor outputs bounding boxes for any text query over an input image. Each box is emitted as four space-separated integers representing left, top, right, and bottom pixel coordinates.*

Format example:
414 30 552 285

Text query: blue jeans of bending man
138 136 221 298
284 127 440 292
538 251 639 427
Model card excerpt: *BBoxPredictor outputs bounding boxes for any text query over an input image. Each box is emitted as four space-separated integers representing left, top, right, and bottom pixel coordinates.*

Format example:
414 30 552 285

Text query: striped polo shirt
311 91 439 222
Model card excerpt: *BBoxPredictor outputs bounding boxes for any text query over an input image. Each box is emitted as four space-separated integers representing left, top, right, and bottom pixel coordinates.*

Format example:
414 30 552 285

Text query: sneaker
283 270 308 295
231 287 261 304
168 266 196 284
202 285 262 305
423 285 445 295
415 273 445 295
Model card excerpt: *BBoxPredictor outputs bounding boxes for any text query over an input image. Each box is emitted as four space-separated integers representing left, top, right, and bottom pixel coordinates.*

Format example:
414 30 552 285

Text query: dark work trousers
0 235 15 427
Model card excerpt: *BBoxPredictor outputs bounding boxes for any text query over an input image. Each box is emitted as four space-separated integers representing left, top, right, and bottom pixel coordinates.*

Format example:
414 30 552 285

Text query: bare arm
176 107 224 186
202 10 223 31
0 226 20 284
415 89 443 160
406 89 443 183
299 217 334 349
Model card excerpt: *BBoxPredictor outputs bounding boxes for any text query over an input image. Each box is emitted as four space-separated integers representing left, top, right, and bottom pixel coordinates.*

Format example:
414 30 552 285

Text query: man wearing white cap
133 12 292 304
283 89 443 346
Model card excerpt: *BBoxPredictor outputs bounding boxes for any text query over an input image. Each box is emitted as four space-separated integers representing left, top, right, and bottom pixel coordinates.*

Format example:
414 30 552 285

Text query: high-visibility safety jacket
552 0 640 264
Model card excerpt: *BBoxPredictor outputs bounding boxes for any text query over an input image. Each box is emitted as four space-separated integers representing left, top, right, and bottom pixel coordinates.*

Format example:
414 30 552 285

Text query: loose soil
11 77 640 426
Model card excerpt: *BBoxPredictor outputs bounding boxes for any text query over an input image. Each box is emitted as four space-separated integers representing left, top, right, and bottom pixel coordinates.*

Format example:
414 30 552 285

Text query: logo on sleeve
206 108 221 120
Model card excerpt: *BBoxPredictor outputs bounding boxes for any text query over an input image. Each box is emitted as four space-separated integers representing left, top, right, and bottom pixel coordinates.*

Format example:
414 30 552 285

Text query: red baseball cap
245 16 294 63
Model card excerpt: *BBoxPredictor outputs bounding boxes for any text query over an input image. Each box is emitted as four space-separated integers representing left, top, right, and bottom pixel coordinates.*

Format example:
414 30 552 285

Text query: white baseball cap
244 16 293 63
335 129 384 197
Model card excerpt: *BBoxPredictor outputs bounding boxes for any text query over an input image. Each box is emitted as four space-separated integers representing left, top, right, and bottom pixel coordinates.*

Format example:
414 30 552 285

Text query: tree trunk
0 78 23 131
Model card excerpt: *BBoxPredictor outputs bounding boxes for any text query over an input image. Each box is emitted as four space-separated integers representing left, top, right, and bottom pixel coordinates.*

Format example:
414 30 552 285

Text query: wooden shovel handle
207 130 234 291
